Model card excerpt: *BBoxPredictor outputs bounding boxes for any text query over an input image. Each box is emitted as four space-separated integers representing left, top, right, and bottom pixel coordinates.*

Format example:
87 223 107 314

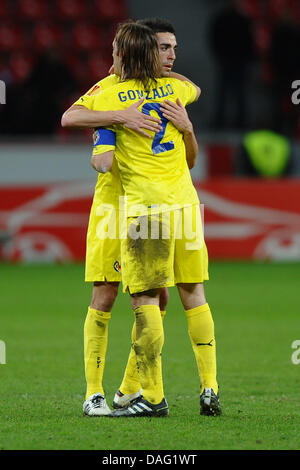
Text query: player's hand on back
160 98 193 134
121 98 163 138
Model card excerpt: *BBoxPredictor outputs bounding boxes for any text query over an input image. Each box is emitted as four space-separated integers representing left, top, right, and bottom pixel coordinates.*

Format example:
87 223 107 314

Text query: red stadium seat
87 53 111 81
0 25 24 50
271 0 300 23
103 23 118 48
253 22 272 55
71 23 103 50
0 0 11 19
9 52 34 81
94 0 127 21
57 0 89 20
63 52 88 86
17 0 49 20
241 0 263 19
64 52 110 90
63 52 81 77
31 23 63 51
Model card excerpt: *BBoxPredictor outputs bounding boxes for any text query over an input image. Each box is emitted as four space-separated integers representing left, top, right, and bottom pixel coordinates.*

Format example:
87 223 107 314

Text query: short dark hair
136 18 176 35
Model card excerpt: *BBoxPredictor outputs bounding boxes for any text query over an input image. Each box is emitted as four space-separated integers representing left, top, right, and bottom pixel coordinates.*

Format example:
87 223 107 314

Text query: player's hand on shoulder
160 99 193 134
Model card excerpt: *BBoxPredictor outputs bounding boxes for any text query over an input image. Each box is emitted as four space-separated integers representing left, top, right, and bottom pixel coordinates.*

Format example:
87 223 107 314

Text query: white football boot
83 393 111 416
200 388 222 416
112 389 142 409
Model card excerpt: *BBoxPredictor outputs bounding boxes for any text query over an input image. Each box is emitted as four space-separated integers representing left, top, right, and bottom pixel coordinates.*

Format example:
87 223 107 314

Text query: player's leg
110 215 171 417
130 290 165 405
113 287 169 408
83 199 123 416
177 282 218 392
177 282 221 415
110 288 168 417
83 281 119 416
174 205 221 415
85 281 119 398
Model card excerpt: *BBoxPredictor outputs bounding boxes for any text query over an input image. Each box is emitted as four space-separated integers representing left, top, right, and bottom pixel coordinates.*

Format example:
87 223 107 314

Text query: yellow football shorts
85 199 122 282
121 205 209 294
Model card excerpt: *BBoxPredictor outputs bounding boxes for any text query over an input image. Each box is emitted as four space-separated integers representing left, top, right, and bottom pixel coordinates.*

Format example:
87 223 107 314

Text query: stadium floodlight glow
0 340 6 364
291 80 300 105
0 80 6 104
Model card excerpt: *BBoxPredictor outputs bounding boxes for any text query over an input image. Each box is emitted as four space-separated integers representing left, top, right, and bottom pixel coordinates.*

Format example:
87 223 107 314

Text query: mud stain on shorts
126 215 171 288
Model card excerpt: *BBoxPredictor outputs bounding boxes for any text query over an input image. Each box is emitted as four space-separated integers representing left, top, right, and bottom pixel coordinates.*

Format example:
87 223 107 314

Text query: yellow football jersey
73 74 119 109
92 77 199 215
73 74 123 206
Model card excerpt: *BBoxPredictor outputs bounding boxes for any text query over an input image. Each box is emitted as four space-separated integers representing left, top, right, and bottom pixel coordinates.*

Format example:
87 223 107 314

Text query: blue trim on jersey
94 128 116 147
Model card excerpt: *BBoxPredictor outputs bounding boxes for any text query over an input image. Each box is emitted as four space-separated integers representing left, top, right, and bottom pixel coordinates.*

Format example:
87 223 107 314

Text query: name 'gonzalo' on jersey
118 83 174 103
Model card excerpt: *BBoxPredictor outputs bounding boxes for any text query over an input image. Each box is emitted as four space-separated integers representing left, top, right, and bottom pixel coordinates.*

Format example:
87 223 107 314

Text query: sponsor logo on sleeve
87 84 102 96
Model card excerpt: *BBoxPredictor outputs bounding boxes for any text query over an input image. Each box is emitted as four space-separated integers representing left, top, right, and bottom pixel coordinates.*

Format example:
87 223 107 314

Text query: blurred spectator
24 48 78 134
0 47 78 135
269 7 300 137
209 0 255 130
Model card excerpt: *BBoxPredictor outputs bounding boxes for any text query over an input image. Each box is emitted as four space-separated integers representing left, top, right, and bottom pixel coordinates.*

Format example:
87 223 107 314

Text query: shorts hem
85 275 122 283
175 276 209 284
122 281 174 294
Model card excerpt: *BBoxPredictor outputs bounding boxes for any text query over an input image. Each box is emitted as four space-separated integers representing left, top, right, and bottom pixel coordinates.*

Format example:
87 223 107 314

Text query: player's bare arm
61 98 162 138
160 98 198 169
91 151 114 173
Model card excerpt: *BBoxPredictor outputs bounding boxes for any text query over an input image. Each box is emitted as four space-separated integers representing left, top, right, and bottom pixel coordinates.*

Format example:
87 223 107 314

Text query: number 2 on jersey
142 103 174 155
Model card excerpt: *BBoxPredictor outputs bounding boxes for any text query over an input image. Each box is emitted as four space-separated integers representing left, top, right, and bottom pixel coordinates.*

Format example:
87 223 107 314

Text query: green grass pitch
0 261 299 450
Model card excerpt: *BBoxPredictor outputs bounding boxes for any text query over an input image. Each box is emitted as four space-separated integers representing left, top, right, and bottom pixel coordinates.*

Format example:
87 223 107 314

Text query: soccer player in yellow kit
92 21 221 418
61 18 200 416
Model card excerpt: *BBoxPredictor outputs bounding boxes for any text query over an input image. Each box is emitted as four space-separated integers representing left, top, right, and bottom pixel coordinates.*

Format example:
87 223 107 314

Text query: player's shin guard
119 311 166 396
185 303 218 394
133 305 165 404
84 307 111 399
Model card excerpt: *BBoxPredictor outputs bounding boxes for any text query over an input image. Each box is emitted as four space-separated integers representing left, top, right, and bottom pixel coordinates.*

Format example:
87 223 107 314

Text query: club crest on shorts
113 260 121 272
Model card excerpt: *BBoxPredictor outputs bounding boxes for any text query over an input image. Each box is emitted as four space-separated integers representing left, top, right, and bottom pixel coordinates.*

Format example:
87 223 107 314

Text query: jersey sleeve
89 86 117 155
72 74 119 110
177 80 198 106
92 128 116 155
72 81 103 110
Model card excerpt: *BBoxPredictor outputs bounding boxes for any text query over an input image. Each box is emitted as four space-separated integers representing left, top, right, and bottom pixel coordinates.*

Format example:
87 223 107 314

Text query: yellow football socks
119 310 166 396
84 307 111 399
185 303 218 394
132 305 165 404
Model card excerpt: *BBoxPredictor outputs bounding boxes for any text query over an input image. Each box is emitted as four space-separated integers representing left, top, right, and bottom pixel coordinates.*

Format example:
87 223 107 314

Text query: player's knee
130 288 160 310
177 282 206 311
91 291 116 311
91 282 119 311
